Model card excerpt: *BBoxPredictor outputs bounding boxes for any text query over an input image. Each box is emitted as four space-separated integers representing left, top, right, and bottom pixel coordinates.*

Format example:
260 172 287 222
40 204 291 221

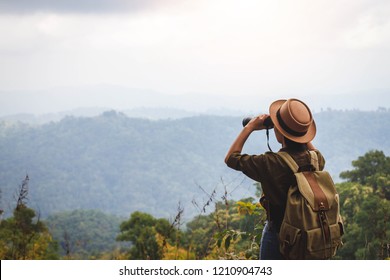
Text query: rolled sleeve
226 152 267 183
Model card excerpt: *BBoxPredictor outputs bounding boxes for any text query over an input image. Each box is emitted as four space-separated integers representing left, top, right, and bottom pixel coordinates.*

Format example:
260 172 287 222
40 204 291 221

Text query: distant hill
1 85 389 116
0 109 389 221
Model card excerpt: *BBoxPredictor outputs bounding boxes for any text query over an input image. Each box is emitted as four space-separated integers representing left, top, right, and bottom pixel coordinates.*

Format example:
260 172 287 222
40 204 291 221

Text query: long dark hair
284 137 308 152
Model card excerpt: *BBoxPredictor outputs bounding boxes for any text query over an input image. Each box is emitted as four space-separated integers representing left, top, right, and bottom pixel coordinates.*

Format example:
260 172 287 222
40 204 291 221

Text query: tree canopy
0 110 389 219
336 150 390 259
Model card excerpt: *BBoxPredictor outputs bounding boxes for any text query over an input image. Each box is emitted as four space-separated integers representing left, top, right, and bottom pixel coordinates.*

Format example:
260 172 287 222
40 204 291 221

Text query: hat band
276 109 307 137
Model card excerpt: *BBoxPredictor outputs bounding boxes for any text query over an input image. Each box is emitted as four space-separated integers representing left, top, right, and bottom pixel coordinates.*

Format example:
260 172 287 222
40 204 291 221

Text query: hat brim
269 99 316 144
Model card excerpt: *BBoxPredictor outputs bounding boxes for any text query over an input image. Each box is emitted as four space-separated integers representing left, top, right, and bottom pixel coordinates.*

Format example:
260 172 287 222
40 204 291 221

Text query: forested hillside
0 109 389 220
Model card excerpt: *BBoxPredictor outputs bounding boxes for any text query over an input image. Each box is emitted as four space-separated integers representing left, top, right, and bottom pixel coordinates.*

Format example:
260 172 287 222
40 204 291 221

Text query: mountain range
0 109 389 223
1 85 389 117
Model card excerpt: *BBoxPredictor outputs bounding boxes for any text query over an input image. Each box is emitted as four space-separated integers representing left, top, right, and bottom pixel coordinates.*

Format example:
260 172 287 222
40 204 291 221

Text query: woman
224 98 325 260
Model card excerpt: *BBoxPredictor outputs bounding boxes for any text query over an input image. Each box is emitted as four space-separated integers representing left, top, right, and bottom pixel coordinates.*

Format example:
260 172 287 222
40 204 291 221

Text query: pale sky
0 0 390 114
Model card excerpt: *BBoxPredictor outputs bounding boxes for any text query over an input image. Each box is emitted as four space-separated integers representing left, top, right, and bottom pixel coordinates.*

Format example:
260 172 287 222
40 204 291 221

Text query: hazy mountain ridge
0 107 248 125
0 110 389 221
1 85 389 118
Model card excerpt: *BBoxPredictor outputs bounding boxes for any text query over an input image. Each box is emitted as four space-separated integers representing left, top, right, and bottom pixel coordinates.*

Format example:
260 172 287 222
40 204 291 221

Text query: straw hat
269 98 316 143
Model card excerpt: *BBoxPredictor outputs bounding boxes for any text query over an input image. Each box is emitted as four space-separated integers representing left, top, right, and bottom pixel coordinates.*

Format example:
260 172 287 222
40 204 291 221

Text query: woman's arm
224 114 269 164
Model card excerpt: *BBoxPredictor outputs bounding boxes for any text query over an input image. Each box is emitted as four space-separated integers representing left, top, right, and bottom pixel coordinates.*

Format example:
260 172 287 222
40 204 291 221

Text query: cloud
0 0 175 14
0 0 390 98
342 2 390 49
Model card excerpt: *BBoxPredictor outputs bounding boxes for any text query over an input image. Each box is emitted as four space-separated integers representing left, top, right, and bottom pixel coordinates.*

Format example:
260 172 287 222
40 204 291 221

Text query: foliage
337 151 390 259
0 176 59 259
116 211 187 260
156 233 195 260
0 112 389 260
212 199 265 260
186 193 266 260
2 150 387 260
0 110 389 220
45 209 123 259
340 150 390 199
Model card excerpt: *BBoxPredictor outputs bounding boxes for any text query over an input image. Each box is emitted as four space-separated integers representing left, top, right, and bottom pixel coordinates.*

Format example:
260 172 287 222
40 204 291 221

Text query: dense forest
0 150 389 260
0 110 389 260
0 110 389 221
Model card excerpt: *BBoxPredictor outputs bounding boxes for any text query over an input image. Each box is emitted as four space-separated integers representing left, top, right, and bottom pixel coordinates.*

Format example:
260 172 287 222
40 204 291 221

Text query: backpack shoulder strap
277 151 299 173
279 150 320 172
308 150 320 171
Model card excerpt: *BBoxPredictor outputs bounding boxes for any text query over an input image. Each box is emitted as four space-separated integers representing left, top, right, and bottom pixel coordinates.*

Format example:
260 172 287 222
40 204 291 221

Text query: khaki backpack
277 151 344 259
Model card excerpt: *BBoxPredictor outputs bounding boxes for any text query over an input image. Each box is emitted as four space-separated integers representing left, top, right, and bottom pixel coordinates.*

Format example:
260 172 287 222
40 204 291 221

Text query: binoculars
242 116 274 128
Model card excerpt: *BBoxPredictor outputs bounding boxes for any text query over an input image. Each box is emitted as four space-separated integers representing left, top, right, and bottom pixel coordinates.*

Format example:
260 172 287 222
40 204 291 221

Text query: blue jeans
259 221 284 260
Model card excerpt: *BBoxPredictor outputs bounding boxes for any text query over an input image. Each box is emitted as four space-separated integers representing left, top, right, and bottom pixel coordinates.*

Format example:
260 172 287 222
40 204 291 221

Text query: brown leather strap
303 171 331 245
319 211 331 244
303 171 329 211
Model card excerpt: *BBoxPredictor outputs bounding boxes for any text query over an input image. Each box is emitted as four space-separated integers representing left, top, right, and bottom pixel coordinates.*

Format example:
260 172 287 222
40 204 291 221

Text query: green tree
354 194 389 259
337 151 390 259
116 211 176 259
0 176 58 259
45 209 123 259
340 150 390 199
186 197 266 260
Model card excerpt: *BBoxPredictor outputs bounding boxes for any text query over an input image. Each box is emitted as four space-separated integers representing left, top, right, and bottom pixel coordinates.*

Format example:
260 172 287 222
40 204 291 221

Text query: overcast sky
0 0 390 114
